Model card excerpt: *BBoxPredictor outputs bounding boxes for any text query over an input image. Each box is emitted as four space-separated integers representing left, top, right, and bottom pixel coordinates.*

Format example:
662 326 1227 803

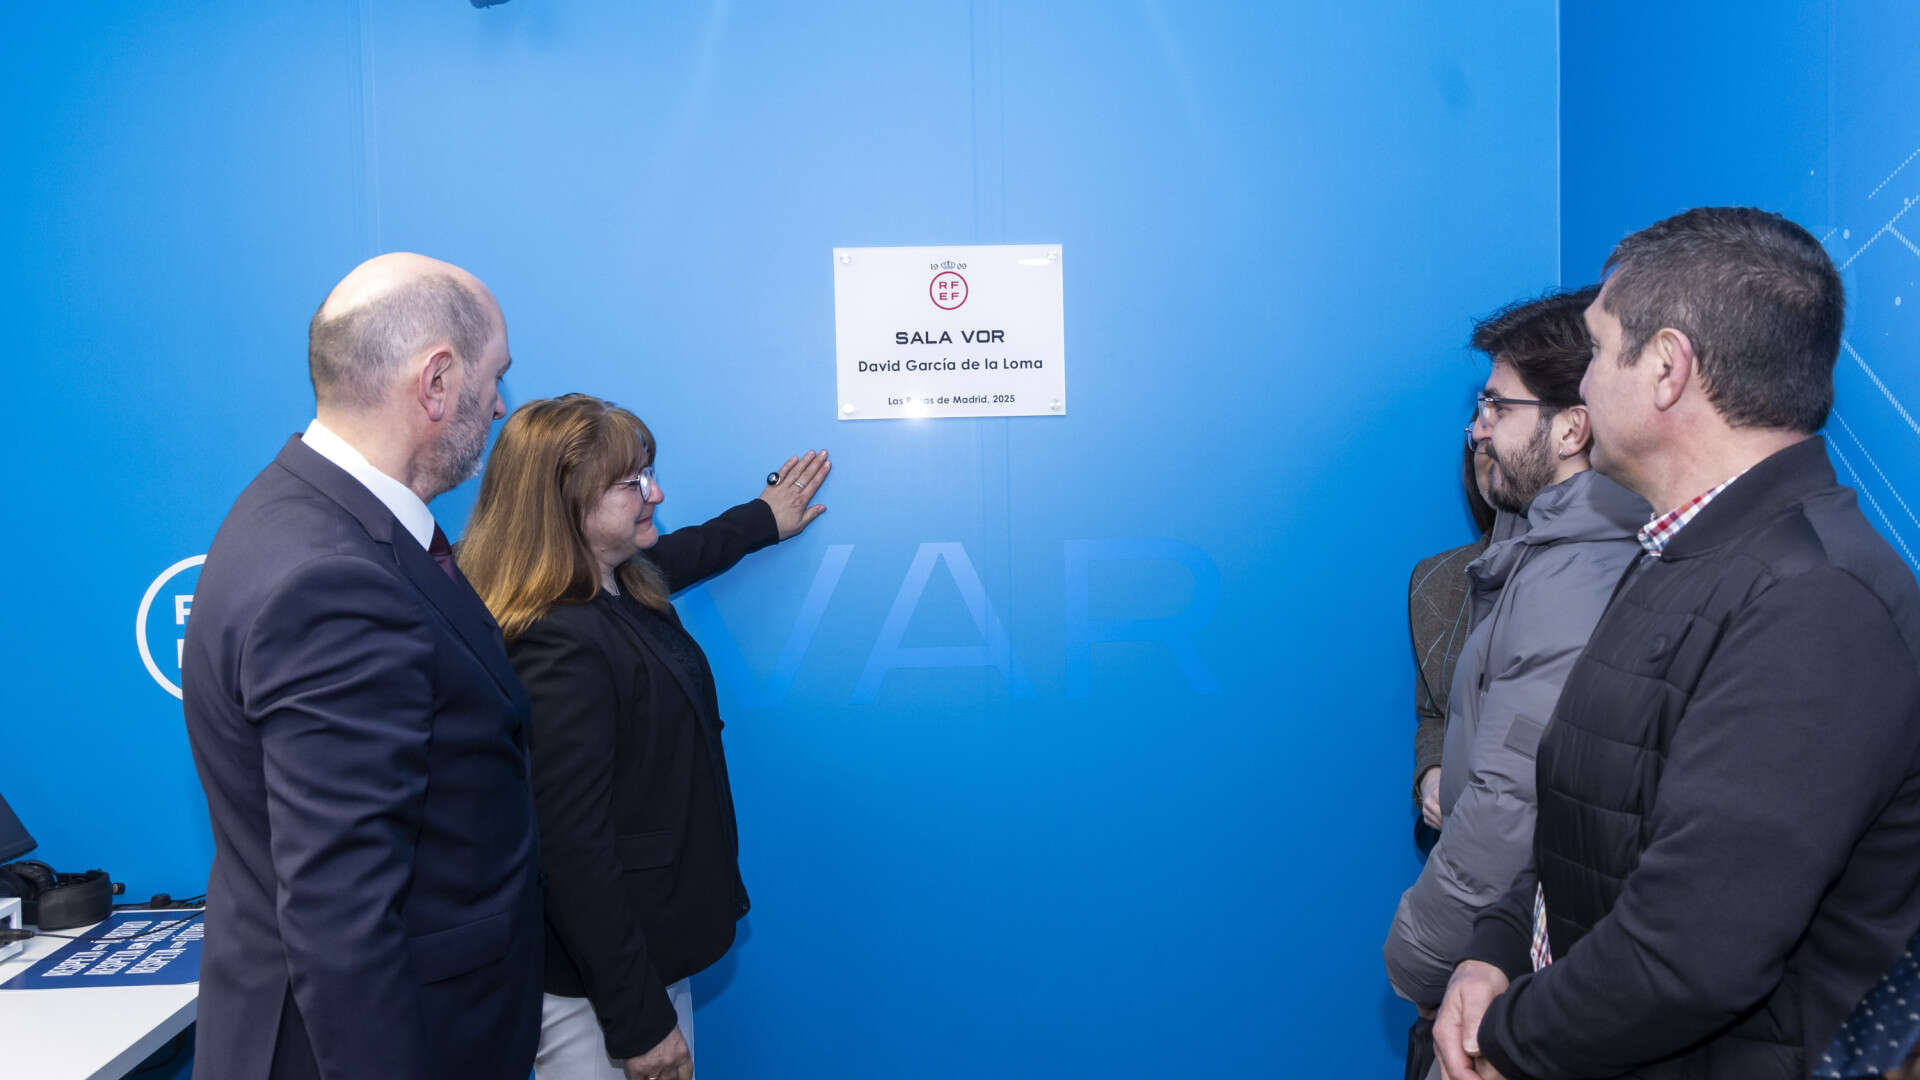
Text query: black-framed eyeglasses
1476 390 1550 418
613 467 658 500
1466 391 1553 450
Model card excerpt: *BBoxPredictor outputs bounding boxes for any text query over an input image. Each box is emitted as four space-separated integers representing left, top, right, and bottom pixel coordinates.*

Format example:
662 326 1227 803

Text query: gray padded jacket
1383 468 1648 1009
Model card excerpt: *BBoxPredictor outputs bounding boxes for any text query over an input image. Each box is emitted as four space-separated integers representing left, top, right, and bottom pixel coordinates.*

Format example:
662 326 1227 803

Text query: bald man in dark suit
183 253 537 1079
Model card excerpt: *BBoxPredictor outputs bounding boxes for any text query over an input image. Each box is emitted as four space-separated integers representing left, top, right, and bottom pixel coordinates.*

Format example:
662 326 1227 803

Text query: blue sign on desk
2 911 202 989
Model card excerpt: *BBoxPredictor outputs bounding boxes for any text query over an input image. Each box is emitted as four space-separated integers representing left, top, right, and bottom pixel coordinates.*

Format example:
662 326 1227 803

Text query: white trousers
534 979 694 1079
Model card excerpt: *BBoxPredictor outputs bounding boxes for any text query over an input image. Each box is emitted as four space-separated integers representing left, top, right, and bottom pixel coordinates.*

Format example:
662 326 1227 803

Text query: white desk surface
0 910 199 1080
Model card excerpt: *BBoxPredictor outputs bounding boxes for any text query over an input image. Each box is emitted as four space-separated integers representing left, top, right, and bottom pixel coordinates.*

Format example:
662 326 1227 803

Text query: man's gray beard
422 381 491 498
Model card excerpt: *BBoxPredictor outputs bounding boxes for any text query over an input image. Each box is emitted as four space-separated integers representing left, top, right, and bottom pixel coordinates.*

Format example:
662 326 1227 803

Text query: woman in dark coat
1408 442 1497 842
460 394 830 1080
1401 439 1496 1080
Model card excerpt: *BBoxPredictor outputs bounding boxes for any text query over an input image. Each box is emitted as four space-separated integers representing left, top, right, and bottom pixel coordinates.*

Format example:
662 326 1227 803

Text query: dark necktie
427 525 459 582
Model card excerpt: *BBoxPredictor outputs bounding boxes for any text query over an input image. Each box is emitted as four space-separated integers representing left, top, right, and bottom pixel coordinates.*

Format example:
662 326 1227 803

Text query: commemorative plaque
832 244 1066 420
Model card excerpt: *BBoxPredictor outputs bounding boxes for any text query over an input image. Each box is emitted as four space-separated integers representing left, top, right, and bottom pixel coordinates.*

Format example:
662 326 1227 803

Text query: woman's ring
766 471 780 486
792 479 803 487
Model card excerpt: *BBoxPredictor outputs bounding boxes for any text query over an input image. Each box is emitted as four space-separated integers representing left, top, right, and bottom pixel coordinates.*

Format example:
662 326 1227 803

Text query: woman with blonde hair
460 393 831 1080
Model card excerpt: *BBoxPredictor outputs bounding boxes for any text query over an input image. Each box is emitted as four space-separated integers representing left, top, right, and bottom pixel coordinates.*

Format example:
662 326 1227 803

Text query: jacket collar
300 418 436 549
272 435 524 701
1660 436 1836 559
1468 469 1649 591
1514 469 1650 547
273 433 400 545
596 593 719 729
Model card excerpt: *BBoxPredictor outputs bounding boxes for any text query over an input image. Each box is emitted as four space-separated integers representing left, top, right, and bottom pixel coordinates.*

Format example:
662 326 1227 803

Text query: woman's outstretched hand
760 449 831 540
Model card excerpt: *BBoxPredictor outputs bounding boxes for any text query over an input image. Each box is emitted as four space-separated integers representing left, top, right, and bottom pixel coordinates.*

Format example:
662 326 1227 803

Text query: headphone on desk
0 861 117 931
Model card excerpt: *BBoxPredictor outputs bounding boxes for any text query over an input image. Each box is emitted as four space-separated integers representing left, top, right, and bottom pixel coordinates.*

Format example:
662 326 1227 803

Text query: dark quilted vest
1479 439 1920 1080
1524 439 1920 1080
1536 542 1807 1078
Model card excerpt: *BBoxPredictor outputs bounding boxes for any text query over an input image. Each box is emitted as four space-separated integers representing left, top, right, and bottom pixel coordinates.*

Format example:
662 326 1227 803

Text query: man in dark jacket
1434 207 1920 1080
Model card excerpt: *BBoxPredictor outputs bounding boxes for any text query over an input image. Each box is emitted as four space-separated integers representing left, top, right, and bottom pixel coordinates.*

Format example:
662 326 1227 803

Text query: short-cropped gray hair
307 273 493 410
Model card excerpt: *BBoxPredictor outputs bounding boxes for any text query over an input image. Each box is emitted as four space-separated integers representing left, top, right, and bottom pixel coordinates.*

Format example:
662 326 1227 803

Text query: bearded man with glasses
1384 285 1648 1079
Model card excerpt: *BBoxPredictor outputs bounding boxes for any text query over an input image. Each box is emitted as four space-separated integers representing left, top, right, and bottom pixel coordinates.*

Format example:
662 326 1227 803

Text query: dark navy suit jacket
182 435 541 1080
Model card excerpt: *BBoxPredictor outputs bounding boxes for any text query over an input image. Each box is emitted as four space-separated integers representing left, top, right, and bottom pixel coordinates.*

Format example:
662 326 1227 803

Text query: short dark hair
308 273 494 410
1470 285 1602 408
1601 207 1842 433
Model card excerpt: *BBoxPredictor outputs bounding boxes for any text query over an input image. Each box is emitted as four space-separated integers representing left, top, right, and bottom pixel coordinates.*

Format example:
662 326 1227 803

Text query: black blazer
182 435 542 1080
509 499 778 1059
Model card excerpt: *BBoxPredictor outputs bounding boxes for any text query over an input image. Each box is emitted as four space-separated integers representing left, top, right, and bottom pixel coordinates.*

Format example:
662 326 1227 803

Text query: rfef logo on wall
137 555 205 699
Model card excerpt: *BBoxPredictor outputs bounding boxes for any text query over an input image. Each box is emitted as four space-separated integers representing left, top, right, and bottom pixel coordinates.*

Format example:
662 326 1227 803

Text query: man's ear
1649 328 1695 412
1555 403 1592 459
416 346 456 422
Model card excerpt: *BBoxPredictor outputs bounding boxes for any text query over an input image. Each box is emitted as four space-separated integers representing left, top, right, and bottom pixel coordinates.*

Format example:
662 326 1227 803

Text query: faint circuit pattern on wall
1830 416 1919 567
1823 138 1920 570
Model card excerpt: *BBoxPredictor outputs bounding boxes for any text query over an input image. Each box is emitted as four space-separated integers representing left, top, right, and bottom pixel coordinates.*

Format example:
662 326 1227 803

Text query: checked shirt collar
1637 469 1753 557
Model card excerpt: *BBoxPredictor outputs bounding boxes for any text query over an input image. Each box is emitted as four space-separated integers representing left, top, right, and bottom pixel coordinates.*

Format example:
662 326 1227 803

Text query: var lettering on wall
137 540 1222 704
136 555 205 700
677 538 1223 706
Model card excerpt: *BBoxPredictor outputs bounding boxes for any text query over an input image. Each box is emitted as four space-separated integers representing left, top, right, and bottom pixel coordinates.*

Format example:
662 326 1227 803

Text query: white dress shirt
301 418 438 550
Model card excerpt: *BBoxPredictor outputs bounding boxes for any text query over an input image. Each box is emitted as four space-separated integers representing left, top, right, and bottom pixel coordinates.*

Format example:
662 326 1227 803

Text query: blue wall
7 4 1562 1076
1562 0 1920 574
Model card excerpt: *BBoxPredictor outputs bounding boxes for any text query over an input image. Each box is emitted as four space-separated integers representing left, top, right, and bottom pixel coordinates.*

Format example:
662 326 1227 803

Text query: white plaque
833 244 1066 420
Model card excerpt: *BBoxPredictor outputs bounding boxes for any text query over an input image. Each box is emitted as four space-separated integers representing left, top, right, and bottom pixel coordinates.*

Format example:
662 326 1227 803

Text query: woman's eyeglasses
613 467 658 500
